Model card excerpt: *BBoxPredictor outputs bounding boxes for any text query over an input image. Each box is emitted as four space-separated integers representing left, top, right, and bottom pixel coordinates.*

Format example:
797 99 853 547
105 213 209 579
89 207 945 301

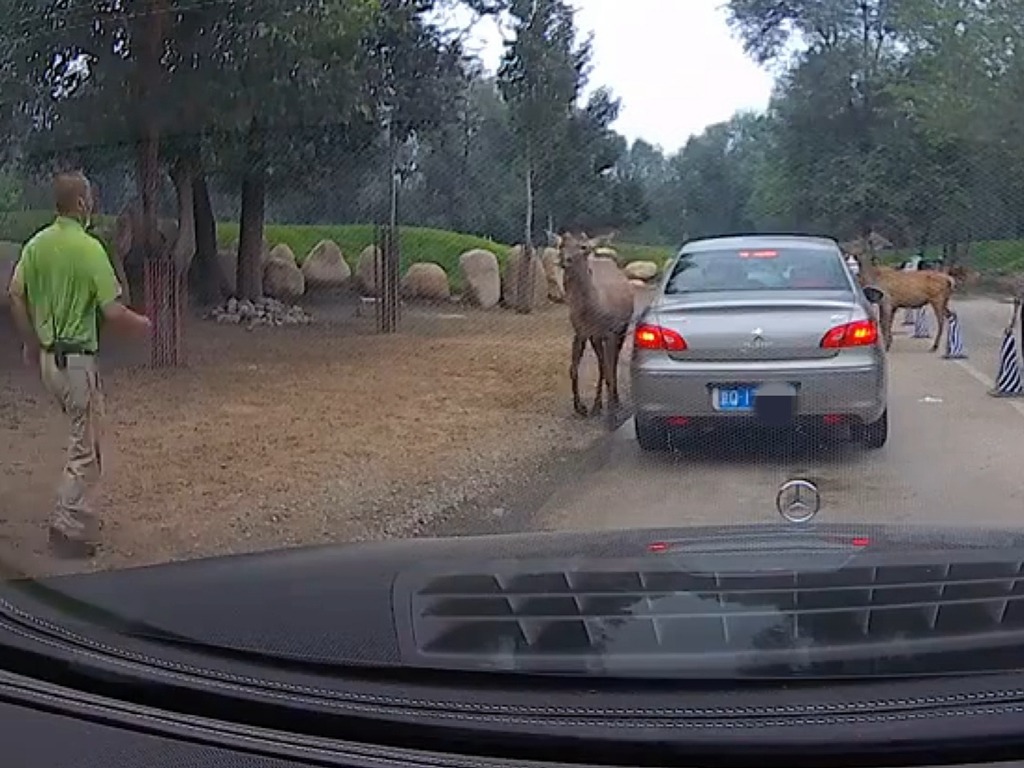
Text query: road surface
533 294 1024 532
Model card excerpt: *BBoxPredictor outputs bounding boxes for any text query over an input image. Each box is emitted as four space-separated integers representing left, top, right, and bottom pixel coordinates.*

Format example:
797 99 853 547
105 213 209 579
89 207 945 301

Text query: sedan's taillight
820 319 878 349
634 323 687 351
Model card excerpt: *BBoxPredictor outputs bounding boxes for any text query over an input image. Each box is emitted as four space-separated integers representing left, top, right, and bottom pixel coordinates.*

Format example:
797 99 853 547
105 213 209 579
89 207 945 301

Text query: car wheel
635 415 669 452
860 409 888 449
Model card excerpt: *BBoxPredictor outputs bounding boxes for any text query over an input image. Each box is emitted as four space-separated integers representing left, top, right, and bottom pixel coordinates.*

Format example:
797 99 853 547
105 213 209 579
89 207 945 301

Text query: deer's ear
862 286 885 305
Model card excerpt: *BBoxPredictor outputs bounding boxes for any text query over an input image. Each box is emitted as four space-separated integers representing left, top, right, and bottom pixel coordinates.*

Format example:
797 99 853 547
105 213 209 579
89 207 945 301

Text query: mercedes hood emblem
776 479 821 523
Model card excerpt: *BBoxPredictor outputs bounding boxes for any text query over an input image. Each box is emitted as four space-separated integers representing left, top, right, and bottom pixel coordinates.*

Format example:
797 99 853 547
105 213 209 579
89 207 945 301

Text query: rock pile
208 297 313 329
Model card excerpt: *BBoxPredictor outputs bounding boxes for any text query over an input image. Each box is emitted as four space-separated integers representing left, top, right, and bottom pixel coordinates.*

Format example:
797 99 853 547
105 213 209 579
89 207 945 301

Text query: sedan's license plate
713 386 756 411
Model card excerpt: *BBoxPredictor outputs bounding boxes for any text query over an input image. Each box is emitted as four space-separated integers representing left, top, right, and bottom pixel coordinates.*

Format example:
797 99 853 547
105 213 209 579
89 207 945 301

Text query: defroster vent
393 559 1024 676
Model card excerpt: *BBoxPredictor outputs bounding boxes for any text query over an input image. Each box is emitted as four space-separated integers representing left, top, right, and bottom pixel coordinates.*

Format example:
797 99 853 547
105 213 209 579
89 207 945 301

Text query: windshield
665 246 852 293
2 0 1024 694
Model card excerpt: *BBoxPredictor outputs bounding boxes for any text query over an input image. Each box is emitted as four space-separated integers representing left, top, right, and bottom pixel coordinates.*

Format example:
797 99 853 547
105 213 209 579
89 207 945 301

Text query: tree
1 0 377 304
498 0 589 312
199 0 376 299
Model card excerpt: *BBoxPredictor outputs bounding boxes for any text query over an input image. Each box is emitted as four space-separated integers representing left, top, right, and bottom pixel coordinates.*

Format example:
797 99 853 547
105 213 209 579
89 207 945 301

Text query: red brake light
634 323 687 351
820 319 878 349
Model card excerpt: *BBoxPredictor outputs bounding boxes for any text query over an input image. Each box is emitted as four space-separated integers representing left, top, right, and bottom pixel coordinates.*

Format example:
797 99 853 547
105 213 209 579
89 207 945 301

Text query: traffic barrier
989 309 1024 398
943 311 967 359
912 306 931 338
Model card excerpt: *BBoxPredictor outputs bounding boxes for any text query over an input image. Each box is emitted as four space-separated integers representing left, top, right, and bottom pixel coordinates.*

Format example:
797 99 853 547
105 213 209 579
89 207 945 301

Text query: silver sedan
630 235 888 451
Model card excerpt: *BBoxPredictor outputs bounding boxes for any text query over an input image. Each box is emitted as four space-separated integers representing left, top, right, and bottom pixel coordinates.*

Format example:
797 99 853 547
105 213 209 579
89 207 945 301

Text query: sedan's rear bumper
631 354 887 424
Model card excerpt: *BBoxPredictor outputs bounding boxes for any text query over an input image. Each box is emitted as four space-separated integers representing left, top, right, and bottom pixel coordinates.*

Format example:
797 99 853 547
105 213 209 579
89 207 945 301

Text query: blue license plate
714 386 757 411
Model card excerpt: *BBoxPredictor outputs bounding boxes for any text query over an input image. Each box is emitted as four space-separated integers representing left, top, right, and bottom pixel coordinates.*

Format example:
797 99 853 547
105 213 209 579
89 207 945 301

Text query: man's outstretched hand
102 302 152 338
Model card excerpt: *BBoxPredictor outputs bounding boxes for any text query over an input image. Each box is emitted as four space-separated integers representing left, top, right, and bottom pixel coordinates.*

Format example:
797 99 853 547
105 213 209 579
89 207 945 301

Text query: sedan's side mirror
862 286 885 305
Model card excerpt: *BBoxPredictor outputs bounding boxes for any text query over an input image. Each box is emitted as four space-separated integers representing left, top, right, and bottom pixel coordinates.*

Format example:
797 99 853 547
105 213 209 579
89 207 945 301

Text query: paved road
534 295 1024 532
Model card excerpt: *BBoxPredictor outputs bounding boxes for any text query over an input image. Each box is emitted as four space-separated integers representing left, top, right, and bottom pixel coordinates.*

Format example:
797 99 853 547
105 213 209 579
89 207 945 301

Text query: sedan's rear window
665 246 851 293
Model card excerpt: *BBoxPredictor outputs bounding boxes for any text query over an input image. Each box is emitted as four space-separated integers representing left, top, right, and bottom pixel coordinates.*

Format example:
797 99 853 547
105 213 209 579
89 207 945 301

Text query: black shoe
48 527 98 559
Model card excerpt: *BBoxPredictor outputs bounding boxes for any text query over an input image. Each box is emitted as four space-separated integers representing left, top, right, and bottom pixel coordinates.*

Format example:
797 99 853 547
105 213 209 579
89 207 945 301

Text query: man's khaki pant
39 351 104 543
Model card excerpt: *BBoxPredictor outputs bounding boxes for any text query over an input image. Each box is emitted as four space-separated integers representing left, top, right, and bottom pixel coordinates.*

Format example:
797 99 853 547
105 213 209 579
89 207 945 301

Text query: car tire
635 415 669 452
860 409 888 449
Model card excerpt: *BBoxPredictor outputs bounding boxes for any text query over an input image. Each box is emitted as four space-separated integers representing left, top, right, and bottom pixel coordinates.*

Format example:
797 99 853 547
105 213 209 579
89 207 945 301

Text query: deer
550 231 635 420
852 253 956 353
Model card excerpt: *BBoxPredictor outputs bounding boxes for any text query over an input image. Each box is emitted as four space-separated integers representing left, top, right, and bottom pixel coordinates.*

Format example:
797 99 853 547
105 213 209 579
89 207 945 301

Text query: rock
401 262 450 301
458 249 500 309
502 245 548 310
356 245 382 296
540 246 565 302
263 255 305 301
624 260 659 281
206 296 312 328
302 239 350 289
268 243 297 265
595 246 620 265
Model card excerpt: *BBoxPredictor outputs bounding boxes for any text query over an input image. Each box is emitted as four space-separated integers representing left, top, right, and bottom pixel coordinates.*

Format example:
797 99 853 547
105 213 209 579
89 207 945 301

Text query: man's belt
43 341 95 370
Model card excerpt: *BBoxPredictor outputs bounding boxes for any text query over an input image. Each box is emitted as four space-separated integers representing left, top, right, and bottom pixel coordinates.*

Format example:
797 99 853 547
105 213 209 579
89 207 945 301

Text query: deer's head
549 230 598 275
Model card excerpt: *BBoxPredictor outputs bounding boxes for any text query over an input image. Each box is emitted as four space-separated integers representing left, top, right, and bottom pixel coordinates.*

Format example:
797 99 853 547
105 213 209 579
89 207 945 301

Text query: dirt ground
1 294 614 577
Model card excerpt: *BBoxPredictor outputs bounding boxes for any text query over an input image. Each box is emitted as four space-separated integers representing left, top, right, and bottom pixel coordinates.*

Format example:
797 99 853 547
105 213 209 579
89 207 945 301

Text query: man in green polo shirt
6 171 150 559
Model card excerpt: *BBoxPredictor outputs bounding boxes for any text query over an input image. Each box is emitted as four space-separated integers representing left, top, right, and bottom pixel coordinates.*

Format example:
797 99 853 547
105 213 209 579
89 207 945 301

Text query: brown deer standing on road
550 231 635 420
853 254 956 353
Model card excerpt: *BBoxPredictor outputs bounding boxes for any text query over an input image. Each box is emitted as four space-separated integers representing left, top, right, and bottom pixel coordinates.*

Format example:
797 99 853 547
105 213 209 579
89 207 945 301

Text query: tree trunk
136 127 175 367
132 0 184 368
236 117 265 301
189 171 222 305
516 145 535 315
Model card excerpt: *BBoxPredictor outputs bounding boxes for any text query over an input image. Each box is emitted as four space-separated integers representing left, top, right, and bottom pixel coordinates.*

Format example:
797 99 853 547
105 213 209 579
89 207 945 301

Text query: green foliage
7 0 1021 284
497 0 589 150
611 0 1024 273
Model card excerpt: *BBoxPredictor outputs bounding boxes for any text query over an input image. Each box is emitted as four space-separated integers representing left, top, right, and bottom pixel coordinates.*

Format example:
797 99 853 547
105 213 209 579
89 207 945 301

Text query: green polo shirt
8 216 121 353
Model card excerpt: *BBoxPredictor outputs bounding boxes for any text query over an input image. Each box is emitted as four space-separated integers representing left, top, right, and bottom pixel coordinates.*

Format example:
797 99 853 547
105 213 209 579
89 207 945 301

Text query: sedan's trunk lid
650 290 856 362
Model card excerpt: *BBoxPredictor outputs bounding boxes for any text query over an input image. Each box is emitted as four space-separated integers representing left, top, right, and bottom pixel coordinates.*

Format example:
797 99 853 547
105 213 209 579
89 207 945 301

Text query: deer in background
550 231 635 420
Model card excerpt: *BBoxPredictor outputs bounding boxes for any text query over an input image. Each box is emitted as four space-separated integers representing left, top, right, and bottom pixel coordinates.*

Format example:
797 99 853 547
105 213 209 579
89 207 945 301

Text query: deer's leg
930 296 947 353
570 333 587 417
590 335 607 416
882 302 894 351
606 328 627 412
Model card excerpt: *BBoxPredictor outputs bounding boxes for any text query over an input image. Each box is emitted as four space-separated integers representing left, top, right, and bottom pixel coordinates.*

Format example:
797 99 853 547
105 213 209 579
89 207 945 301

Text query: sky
457 0 776 154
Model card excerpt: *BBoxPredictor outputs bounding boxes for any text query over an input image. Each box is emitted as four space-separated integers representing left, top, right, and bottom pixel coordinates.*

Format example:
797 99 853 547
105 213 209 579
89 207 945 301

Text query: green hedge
0 210 58 243
10 207 1024 275
887 240 1024 273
